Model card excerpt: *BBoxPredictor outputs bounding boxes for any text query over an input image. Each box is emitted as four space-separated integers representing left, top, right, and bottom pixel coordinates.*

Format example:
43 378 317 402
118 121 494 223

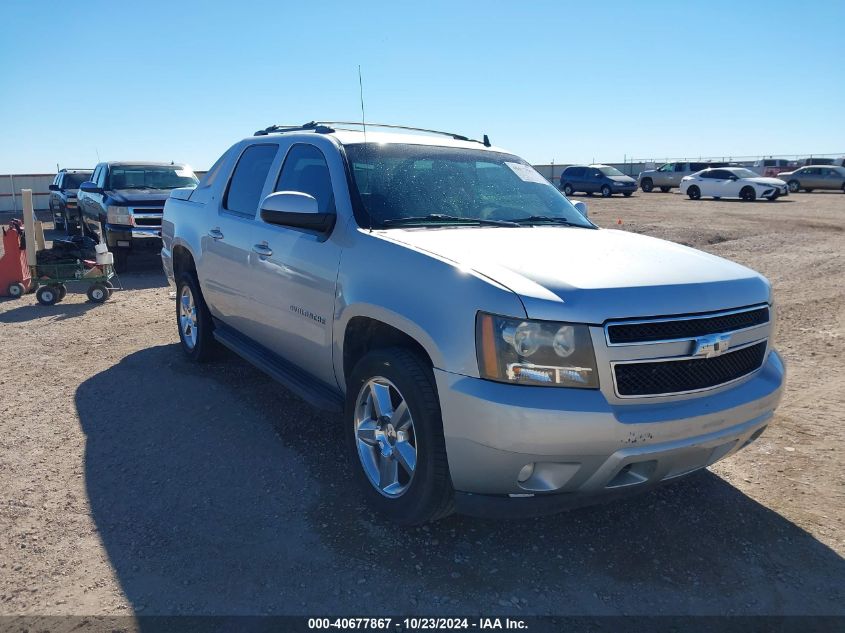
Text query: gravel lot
1 191 843 617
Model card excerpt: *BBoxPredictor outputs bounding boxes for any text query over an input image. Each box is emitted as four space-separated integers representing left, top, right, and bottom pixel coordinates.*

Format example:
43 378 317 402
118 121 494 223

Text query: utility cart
30 260 117 305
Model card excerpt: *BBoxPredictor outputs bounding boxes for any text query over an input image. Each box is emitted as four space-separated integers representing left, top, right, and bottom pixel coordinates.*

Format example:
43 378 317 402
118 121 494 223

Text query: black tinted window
275 144 335 213
225 144 278 215
709 169 733 179
61 172 92 188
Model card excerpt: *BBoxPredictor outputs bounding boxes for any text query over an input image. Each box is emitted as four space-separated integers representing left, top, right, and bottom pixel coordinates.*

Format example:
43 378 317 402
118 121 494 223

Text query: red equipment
1 220 31 298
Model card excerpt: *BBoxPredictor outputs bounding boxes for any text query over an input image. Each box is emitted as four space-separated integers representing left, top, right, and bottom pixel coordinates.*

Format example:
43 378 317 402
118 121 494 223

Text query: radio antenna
358 65 367 142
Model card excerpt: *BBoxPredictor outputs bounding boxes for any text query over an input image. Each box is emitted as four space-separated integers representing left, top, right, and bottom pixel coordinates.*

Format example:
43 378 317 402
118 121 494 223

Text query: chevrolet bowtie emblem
692 333 732 358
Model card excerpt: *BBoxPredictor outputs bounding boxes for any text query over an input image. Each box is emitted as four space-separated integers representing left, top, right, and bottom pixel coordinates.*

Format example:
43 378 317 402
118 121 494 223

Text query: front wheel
788 180 800 193
562 183 574 196
659 186 671 193
687 185 701 200
346 348 454 525
176 271 216 362
640 178 654 192
740 186 757 202
600 185 612 197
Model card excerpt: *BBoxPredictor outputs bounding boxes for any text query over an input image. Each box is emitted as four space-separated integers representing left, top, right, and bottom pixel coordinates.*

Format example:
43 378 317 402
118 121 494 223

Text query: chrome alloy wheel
179 285 198 349
354 377 417 498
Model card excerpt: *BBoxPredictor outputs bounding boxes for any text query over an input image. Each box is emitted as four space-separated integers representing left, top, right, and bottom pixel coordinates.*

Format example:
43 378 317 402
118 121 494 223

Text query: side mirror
79 181 103 194
260 191 335 234
573 200 588 217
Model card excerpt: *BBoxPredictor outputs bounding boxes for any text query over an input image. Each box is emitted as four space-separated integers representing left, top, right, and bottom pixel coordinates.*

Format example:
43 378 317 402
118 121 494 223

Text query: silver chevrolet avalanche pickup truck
162 121 784 524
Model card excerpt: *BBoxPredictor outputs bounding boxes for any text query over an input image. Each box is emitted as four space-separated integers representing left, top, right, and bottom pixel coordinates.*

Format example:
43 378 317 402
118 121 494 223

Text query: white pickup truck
162 122 785 524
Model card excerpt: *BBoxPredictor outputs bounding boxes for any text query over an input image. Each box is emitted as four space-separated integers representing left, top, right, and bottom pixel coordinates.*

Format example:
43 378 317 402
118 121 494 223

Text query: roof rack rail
254 121 491 146
254 121 336 136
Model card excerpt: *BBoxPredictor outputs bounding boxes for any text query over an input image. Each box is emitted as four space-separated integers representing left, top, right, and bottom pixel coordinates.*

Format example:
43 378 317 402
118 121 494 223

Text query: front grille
607 307 769 344
131 208 163 227
614 341 767 397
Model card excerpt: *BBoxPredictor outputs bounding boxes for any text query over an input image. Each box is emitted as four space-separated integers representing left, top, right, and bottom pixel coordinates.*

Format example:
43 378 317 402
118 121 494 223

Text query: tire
659 186 671 193
113 249 129 273
788 180 800 193
601 185 612 197
176 271 216 362
562 183 574 196
87 283 109 303
7 282 25 298
345 347 454 525
740 186 756 202
687 185 701 200
640 178 654 192
56 284 67 301
36 285 59 306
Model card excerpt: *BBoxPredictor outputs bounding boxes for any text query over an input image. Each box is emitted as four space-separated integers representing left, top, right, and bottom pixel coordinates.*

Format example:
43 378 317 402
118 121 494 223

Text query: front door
246 142 343 387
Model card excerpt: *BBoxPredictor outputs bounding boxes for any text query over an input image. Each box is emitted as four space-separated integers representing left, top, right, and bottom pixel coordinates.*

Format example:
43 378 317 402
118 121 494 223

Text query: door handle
252 243 273 257
208 228 224 240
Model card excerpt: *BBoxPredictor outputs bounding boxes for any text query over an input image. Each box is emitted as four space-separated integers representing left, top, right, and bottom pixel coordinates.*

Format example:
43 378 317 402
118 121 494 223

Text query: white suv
162 122 784 524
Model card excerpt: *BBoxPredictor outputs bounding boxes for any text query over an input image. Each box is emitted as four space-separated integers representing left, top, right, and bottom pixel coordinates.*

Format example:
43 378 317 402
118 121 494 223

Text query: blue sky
1 0 843 173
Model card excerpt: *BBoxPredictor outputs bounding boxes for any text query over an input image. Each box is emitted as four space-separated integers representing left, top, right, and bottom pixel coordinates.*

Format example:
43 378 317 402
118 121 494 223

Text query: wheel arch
337 310 441 390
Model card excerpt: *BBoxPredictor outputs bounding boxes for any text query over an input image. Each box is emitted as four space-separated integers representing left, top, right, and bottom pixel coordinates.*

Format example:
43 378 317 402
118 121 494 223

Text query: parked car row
52 162 199 272
775 165 845 193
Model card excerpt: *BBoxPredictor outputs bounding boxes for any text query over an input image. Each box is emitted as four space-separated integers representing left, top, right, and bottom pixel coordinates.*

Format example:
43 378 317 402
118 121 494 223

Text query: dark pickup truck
49 168 93 232
78 161 198 271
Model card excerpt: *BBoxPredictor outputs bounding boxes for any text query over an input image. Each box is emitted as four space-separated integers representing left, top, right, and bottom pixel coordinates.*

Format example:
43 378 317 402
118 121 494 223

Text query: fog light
517 463 535 483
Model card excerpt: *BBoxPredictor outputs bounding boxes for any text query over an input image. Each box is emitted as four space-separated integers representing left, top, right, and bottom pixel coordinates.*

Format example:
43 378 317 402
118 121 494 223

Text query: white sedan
680 167 789 202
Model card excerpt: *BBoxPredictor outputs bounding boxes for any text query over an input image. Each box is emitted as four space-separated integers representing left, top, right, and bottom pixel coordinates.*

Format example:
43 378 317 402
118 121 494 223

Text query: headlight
476 312 599 388
106 206 133 225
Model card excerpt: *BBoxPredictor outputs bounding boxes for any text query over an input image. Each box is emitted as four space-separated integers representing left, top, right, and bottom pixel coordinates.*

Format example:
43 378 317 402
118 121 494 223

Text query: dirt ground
0 191 843 617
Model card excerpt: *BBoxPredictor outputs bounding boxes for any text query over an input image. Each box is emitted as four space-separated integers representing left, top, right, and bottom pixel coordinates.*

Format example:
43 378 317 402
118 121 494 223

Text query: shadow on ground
76 345 845 616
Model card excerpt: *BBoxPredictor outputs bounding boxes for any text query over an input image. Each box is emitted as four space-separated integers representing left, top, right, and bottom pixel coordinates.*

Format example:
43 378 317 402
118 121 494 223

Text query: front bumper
613 183 638 193
435 350 784 509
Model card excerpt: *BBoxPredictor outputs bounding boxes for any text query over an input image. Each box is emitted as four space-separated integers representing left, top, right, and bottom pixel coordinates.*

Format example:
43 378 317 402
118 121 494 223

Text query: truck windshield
344 143 593 229
108 165 199 190
62 172 92 188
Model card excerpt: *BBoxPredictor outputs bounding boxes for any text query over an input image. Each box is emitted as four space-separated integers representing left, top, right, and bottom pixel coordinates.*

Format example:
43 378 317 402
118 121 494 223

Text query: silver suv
638 161 725 192
162 122 784 524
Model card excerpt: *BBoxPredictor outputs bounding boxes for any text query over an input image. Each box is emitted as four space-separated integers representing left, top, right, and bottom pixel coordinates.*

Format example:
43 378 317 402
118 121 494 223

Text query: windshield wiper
381 214 518 227
512 216 578 226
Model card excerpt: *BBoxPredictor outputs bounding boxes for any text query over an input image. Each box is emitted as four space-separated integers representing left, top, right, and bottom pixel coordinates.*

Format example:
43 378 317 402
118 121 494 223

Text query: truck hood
106 189 172 204
382 226 770 322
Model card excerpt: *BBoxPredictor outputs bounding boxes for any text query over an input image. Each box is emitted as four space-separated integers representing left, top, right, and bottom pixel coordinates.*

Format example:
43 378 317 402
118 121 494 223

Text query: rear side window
569 167 586 177
274 144 336 213
674 163 688 172
224 144 279 215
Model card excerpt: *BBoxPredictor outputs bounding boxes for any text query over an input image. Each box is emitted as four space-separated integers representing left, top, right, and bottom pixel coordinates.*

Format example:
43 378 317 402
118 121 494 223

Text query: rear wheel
740 186 757 202
176 271 216 362
562 183 574 196
687 185 701 200
346 347 454 525
601 185 612 197
36 285 59 306
640 178 654 192
56 284 67 301
659 186 671 193
788 180 800 193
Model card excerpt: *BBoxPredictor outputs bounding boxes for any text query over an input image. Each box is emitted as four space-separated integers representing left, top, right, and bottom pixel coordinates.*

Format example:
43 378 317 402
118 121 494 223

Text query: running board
212 320 343 412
